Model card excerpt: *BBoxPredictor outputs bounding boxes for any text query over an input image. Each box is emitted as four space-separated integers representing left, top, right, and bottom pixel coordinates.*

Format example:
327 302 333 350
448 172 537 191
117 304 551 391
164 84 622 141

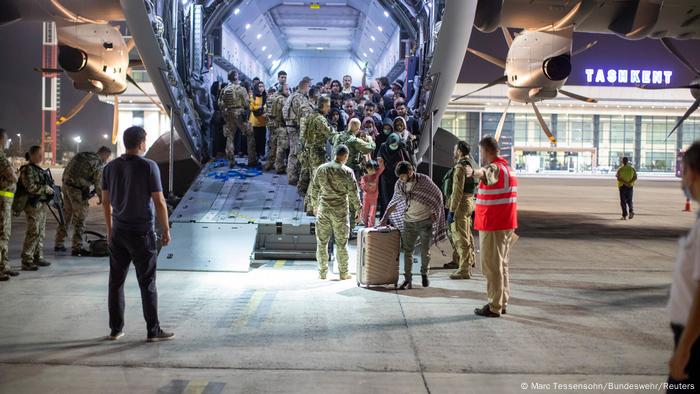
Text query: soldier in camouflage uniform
16 146 53 271
218 70 256 167
299 96 335 207
54 146 111 256
309 144 361 280
264 83 289 173
283 77 313 185
331 118 375 226
0 129 18 281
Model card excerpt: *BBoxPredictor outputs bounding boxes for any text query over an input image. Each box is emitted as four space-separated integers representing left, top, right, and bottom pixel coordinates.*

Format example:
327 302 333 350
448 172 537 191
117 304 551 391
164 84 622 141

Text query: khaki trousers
479 229 515 313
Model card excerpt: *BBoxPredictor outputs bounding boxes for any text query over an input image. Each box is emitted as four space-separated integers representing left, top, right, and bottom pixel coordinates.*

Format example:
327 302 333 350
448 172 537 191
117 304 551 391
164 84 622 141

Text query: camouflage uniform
331 132 375 224
219 82 256 166
19 164 53 268
448 156 478 279
264 91 288 172
309 160 361 277
299 110 334 203
55 152 103 252
283 91 313 185
0 151 17 274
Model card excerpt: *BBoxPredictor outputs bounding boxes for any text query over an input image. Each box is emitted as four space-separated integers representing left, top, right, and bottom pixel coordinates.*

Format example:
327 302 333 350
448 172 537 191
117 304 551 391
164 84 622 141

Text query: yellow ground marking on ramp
274 259 286 268
183 379 209 394
235 290 266 327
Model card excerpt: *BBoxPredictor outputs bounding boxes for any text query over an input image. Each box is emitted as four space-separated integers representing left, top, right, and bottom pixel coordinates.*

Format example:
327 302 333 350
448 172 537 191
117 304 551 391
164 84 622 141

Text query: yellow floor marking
235 290 265 327
183 380 208 394
274 259 286 268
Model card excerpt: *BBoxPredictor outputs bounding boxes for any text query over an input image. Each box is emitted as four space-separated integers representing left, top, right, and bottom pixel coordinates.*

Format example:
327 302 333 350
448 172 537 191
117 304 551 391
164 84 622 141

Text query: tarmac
0 176 695 394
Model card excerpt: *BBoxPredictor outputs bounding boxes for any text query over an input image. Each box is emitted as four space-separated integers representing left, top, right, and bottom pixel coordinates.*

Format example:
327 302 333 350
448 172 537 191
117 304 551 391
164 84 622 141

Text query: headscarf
362 116 378 137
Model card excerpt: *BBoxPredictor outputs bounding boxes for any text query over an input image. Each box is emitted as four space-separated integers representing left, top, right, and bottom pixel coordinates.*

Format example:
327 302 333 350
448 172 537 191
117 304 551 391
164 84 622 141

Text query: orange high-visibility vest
474 157 518 231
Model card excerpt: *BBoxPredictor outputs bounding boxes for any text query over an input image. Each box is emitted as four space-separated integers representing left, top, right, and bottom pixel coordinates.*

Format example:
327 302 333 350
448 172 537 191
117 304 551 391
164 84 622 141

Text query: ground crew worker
445 140 478 280
309 144 361 280
469 136 518 318
0 129 18 281
218 70 252 168
332 117 375 225
17 146 53 271
299 96 334 207
54 146 111 256
264 83 289 173
616 156 637 220
283 77 313 185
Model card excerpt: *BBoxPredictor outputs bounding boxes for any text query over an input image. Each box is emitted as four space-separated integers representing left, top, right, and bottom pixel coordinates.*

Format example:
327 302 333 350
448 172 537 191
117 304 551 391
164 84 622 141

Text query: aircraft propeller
638 38 700 139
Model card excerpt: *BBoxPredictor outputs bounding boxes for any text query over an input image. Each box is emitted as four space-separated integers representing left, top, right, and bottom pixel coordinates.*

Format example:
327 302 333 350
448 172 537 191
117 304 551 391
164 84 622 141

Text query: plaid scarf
388 173 447 245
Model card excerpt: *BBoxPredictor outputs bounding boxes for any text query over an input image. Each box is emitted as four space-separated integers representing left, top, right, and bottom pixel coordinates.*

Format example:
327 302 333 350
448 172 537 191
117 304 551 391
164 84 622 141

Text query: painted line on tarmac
159 379 226 394
274 259 286 268
247 290 277 328
235 290 266 328
215 289 255 328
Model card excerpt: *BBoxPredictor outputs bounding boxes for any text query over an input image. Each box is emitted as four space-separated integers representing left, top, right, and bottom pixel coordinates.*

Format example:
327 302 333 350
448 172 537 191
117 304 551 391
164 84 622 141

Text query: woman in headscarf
393 116 417 161
249 80 268 159
328 107 346 132
375 117 393 158
361 116 378 138
377 133 412 218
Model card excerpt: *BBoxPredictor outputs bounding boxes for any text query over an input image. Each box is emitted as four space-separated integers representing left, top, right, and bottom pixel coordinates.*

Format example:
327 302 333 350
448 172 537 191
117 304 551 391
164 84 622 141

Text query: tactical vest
442 156 478 199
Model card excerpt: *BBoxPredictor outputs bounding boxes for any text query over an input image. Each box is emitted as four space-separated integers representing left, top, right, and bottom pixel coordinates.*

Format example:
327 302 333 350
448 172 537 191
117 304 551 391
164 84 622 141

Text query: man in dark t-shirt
101 126 174 342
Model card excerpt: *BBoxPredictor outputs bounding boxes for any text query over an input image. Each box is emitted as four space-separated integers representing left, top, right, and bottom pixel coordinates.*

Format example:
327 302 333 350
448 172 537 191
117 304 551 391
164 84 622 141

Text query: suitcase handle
373 225 394 233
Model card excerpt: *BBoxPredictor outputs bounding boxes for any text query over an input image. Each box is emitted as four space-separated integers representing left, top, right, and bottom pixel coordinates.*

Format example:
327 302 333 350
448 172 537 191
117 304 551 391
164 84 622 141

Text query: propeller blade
558 88 598 103
501 26 513 47
451 75 507 102
638 84 700 90
127 74 166 113
33 67 63 74
56 92 94 126
112 95 119 145
666 97 700 140
661 37 700 76
467 48 506 69
531 102 558 145
494 100 511 142
572 40 598 56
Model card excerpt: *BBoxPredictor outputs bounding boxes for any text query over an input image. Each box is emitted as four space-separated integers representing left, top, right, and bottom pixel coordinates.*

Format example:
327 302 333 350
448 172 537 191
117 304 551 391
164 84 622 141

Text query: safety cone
684 199 692 212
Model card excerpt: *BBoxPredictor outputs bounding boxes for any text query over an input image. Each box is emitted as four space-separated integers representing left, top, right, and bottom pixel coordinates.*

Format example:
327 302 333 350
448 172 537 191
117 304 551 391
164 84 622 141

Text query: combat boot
319 271 327 280
54 245 67 252
21 263 38 271
339 273 352 280
449 270 471 280
4 269 19 277
34 258 51 267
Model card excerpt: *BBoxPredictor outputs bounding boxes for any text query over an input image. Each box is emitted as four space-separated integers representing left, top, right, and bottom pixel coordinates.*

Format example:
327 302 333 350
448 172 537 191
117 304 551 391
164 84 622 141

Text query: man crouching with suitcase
380 161 447 289
309 144 362 280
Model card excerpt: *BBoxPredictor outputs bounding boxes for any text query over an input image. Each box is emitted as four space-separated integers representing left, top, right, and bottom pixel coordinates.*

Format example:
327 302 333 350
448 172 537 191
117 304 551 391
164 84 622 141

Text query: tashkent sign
584 68 673 85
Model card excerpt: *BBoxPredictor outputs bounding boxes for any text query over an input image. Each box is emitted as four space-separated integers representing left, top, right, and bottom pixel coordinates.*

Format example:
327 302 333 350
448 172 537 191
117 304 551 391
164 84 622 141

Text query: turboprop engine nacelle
505 28 573 102
57 23 129 95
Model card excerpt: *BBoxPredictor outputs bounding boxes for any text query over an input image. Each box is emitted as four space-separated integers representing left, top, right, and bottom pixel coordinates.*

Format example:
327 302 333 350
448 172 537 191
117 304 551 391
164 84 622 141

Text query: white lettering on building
584 68 672 85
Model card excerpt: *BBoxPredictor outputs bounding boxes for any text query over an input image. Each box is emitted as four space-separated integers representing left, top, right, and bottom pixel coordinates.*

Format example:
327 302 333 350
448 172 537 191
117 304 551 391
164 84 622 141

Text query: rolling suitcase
356 226 400 288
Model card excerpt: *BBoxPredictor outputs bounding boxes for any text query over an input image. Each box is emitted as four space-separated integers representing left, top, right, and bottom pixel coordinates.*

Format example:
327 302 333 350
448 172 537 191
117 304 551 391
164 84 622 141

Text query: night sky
2 22 700 155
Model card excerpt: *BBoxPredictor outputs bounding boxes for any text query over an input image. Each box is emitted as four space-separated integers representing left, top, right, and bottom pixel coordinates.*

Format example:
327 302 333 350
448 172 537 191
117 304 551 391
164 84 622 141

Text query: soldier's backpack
85 231 109 257
11 165 28 214
442 157 479 201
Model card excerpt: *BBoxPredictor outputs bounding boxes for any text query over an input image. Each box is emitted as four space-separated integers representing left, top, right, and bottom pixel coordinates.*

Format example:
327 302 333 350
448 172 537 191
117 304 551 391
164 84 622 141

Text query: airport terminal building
444 33 700 175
